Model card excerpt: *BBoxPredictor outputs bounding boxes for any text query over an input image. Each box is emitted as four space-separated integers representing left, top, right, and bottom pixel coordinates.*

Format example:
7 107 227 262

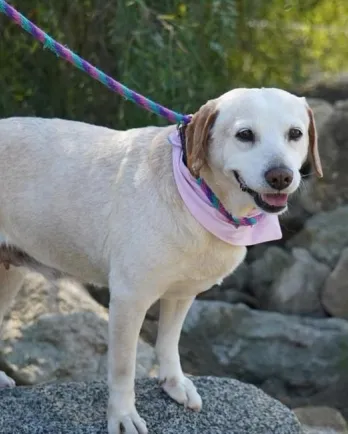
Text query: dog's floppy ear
185 100 218 177
307 107 323 178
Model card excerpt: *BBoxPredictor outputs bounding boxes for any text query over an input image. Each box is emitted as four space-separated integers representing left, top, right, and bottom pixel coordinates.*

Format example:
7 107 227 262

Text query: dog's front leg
156 297 202 411
107 277 151 434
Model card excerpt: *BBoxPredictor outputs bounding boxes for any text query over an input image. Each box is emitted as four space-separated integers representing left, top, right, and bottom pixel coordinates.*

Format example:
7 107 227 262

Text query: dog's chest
164 242 247 298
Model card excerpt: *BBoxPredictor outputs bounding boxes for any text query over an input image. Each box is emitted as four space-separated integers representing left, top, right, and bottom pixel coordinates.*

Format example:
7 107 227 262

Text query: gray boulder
250 246 293 302
181 301 348 395
266 248 329 316
288 206 348 268
322 247 348 319
219 262 249 291
0 377 303 434
294 406 348 434
250 246 329 316
0 273 155 385
303 429 346 434
197 263 258 306
300 73 348 104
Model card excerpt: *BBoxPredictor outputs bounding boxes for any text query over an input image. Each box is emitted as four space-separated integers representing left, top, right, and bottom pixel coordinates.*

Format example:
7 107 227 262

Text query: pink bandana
169 130 282 246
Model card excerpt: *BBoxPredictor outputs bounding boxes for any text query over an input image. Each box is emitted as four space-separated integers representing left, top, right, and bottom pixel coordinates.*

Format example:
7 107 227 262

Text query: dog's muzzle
233 171 289 214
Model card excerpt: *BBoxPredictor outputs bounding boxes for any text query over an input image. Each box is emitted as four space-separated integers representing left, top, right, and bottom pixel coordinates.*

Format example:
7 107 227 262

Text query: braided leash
196 178 260 227
0 0 260 228
0 0 192 125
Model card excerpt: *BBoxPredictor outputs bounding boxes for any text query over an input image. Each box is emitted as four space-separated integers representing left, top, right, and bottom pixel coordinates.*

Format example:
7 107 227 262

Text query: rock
250 246 293 302
85 283 109 308
247 246 329 316
303 429 346 434
136 339 157 378
0 377 303 434
146 300 160 321
246 243 275 263
288 206 348 268
307 99 335 132
181 301 348 397
197 263 259 306
300 73 348 103
141 318 158 347
294 406 347 433
220 262 249 291
198 285 258 307
0 273 155 385
288 378 348 426
266 248 329 316
322 247 348 318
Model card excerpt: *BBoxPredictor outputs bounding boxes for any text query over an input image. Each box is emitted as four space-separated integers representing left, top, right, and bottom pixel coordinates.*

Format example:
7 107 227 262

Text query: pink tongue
261 193 288 207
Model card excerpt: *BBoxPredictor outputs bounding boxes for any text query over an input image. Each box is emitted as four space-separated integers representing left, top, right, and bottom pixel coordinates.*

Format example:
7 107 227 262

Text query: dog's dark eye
288 128 303 141
236 129 254 142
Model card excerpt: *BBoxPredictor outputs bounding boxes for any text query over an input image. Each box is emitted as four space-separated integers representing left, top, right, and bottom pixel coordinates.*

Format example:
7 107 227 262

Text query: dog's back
0 117 172 284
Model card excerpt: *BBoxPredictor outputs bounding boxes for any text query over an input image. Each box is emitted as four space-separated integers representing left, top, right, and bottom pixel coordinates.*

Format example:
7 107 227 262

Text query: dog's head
185 88 322 215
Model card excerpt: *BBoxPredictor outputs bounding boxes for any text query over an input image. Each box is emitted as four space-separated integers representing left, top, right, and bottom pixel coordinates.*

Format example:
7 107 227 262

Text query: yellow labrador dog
0 88 322 433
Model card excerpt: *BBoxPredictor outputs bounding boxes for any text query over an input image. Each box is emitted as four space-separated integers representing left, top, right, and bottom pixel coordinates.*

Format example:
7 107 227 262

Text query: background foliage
0 0 347 129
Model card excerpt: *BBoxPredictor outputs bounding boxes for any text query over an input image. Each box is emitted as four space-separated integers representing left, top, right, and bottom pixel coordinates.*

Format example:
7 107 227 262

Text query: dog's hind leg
0 265 25 388
156 297 202 411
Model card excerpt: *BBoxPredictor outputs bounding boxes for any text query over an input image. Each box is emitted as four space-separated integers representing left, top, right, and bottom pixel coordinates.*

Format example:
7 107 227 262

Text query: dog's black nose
265 167 293 190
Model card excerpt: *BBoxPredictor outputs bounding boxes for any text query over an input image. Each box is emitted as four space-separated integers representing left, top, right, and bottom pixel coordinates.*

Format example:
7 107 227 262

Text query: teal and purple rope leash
0 0 191 125
197 178 260 227
0 0 259 228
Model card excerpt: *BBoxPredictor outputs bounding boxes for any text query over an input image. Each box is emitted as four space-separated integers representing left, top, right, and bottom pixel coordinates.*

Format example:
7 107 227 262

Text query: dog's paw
160 375 202 411
0 371 15 388
108 397 148 434
108 410 148 434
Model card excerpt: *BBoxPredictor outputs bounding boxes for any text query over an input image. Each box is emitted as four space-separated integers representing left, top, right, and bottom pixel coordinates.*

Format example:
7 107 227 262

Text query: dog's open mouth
233 171 288 214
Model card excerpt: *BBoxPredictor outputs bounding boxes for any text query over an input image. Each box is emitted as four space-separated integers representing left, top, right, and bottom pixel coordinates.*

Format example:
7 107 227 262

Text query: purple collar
169 130 282 246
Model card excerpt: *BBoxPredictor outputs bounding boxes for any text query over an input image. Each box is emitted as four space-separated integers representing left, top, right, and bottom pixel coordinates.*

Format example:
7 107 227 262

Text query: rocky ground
0 377 304 434
0 274 156 386
2 77 348 433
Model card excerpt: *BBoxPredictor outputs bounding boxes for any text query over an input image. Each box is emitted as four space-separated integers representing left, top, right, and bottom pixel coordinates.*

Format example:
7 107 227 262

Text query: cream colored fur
0 88 321 434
